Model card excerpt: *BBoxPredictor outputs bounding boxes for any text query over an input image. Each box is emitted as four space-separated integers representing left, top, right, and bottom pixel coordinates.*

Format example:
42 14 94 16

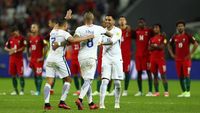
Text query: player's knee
83 79 92 85
114 80 121 88
63 76 72 83
102 79 109 86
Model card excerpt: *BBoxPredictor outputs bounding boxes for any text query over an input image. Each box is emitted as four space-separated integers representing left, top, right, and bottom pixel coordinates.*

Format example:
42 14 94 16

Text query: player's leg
72 62 80 96
146 59 153 95
122 60 130 96
34 64 43 95
9 61 19 95
153 72 159 96
183 60 191 97
17 60 25 95
50 78 56 95
135 56 143 96
176 61 186 97
44 77 54 110
159 61 169 97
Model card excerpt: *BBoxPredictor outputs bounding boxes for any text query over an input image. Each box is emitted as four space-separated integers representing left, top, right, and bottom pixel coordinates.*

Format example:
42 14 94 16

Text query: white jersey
47 29 71 61
103 26 122 60
75 24 106 61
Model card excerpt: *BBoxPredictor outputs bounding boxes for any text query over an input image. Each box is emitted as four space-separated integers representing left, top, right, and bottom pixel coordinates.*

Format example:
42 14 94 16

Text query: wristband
58 42 61 46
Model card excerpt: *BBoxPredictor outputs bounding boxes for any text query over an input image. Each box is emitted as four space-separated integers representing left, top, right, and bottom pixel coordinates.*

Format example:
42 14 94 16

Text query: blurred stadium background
0 0 199 79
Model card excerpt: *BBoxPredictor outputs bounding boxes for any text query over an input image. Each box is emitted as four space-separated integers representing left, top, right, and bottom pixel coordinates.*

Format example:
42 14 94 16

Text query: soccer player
133 18 153 96
27 23 48 95
43 18 94 110
4 26 25 95
99 15 123 109
149 24 169 97
118 16 132 96
168 20 198 98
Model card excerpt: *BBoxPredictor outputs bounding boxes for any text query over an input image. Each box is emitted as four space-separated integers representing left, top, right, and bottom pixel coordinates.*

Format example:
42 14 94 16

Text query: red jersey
121 27 132 58
71 43 80 60
149 34 167 59
5 35 25 59
169 33 196 61
134 28 152 56
28 35 45 61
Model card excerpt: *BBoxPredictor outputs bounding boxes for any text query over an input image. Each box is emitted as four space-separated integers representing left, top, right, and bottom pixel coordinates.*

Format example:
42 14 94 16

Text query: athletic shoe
177 92 186 97
99 104 105 109
184 92 191 98
153 92 160 97
75 99 84 110
73 91 80 96
58 103 71 109
164 92 169 97
114 103 120 109
89 103 99 110
108 90 115 96
30 90 40 96
92 91 99 96
44 103 52 110
19 91 24 95
10 91 18 95
122 90 128 96
134 91 143 96
50 89 54 95
145 92 153 97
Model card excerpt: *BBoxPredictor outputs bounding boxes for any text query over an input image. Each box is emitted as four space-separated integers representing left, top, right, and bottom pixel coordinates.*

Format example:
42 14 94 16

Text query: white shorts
45 57 71 79
102 58 123 80
79 58 97 80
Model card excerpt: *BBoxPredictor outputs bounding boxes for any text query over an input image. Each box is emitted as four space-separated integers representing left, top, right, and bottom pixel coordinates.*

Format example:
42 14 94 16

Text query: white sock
100 79 109 106
60 82 71 101
114 80 121 104
44 83 51 103
79 79 91 99
87 85 93 104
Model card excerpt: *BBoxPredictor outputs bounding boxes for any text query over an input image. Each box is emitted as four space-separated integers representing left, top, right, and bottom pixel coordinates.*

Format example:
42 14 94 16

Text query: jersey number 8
87 39 93 48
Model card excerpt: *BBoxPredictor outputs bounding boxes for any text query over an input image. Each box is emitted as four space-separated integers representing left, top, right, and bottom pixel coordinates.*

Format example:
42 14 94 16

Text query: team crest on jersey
18 41 20 44
183 38 185 42
145 31 148 36
126 32 129 37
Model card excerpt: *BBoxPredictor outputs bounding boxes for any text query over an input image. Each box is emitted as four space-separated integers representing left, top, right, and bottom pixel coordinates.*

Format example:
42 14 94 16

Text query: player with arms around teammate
43 18 95 110
118 16 132 96
4 26 26 95
133 18 153 96
149 24 169 97
168 20 198 97
27 23 48 96
99 15 123 109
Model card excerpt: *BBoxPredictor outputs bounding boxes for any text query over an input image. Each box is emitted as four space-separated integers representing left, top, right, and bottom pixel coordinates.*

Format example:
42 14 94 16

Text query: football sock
87 85 93 104
51 78 56 89
37 76 43 93
185 77 190 92
180 77 186 92
73 76 80 90
79 79 91 100
60 82 71 101
161 74 168 92
147 70 153 92
153 73 159 92
107 80 112 92
20 77 25 92
97 78 101 92
124 72 130 91
34 76 38 91
137 71 142 92
44 83 51 103
100 79 109 105
114 80 121 104
81 77 84 86
12 77 18 93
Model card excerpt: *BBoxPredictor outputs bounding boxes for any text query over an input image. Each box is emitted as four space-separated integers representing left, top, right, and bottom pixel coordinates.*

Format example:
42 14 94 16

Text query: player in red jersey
4 26 25 95
149 24 169 97
70 43 83 96
27 23 48 95
133 18 153 96
168 20 198 98
118 16 132 96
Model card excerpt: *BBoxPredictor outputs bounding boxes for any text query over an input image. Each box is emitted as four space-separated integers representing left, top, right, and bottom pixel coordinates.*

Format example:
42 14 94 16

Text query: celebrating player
118 16 132 96
43 18 95 110
168 20 198 97
99 15 123 109
149 24 169 97
27 23 48 95
4 26 25 95
133 18 153 96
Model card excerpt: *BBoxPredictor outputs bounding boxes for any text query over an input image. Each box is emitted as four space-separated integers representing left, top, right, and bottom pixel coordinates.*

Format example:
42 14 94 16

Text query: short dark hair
138 18 145 22
153 23 162 30
176 20 185 26
10 26 19 32
57 18 67 26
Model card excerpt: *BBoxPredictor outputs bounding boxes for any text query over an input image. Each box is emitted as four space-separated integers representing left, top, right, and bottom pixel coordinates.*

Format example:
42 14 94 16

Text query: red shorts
122 56 131 72
175 60 191 78
29 60 43 76
135 55 150 71
9 58 23 76
150 58 166 75
70 59 80 75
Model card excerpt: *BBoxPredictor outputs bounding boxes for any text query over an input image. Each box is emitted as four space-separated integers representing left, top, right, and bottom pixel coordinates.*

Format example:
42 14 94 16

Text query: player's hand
64 9 72 20
185 54 191 60
37 57 44 62
170 54 176 59
88 34 95 39
9 48 16 55
52 42 59 50
28 57 31 61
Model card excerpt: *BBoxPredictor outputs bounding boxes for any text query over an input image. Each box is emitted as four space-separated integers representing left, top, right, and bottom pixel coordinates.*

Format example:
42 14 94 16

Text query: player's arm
4 40 17 55
167 36 175 59
102 31 113 37
185 36 199 59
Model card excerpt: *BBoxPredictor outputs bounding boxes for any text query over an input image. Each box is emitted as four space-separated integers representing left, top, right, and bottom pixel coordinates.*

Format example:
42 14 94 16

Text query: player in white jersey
99 15 123 109
43 18 94 110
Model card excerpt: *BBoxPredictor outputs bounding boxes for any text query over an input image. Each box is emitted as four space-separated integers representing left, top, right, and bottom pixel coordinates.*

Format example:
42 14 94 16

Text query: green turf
0 78 199 113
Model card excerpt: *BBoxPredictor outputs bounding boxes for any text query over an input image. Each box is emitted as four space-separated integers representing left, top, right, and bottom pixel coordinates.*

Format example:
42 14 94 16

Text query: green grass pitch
0 78 199 113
